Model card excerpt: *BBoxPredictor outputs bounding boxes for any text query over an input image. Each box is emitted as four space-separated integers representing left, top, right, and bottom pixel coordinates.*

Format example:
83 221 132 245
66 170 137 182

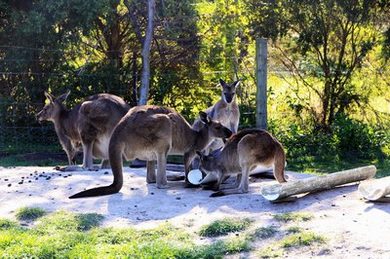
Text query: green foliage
246 0 389 129
286 226 303 234
252 226 279 239
0 211 250 258
199 218 252 237
37 211 103 232
273 212 313 223
280 232 326 248
0 219 18 230
15 207 46 221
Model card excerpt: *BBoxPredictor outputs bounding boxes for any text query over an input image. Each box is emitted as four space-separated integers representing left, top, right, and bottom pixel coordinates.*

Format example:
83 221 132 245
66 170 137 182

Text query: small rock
68 174 72 176
28 180 31 183
64 176 68 178
18 182 23 184
7 183 11 187
46 176 51 180
176 197 181 200
29 194 32 196
150 192 154 195
4 179 8 181
21 177 25 179
104 171 109 175
35 178 39 180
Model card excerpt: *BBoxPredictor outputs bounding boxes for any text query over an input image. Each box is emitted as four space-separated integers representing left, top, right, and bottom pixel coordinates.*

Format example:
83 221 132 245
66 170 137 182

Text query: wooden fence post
256 38 268 129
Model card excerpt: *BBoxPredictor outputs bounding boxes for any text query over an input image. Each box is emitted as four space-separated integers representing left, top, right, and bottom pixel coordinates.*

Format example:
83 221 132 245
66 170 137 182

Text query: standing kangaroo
193 79 240 155
197 129 287 197
36 92 130 170
69 105 232 198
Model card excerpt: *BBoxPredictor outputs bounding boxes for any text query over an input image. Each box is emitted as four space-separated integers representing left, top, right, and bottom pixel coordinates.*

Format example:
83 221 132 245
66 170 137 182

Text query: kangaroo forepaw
210 191 225 197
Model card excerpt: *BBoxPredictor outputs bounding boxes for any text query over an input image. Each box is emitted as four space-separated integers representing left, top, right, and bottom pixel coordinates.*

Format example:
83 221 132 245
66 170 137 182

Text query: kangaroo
193 79 240 151
191 79 240 173
197 129 287 197
69 105 232 198
36 92 130 170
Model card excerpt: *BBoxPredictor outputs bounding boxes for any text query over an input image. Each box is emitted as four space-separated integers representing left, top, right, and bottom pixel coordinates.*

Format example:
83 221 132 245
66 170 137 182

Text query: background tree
246 0 390 130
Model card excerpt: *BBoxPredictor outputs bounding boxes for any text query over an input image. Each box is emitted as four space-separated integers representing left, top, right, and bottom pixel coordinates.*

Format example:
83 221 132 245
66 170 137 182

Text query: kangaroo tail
69 133 124 199
274 143 287 183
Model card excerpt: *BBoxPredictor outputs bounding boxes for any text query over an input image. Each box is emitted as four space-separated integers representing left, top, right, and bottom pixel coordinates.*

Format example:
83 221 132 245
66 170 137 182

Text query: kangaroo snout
224 128 233 138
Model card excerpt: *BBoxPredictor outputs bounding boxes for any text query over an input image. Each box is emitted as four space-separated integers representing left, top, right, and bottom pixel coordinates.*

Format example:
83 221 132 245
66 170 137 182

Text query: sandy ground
0 166 389 258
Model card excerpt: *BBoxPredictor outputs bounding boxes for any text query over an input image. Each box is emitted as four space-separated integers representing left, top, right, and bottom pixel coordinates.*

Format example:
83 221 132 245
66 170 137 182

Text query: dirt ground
0 166 389 258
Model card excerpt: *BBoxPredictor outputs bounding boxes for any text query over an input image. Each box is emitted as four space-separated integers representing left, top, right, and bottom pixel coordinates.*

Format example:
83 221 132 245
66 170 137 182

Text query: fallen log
260 165 376 202
358 176 390 201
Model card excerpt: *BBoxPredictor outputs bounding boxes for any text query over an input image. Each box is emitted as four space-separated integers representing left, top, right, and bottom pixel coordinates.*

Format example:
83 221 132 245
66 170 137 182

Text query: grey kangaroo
36 92 130 170
193 79 240 152
197 129 287 197
69 105 232 198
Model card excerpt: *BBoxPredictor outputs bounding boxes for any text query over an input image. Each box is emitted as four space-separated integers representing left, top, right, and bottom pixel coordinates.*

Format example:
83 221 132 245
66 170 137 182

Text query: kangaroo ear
56 91 70 103
219 79 227 87
44 91 54 102
199 111 210 125
233 80 240 88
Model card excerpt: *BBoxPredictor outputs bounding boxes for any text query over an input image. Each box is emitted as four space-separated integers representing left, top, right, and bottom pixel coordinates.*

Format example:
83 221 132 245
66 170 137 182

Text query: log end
358 181 386 201
260 184 283 201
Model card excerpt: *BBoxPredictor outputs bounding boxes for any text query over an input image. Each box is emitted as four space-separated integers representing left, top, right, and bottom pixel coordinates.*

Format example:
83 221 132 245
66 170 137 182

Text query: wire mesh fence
0 101 61 155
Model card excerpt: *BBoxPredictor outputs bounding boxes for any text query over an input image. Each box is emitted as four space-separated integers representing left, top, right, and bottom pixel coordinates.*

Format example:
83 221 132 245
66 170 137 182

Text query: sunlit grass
15 207 46 221
199 217 252 237
0 211 253 258
273 212 313 223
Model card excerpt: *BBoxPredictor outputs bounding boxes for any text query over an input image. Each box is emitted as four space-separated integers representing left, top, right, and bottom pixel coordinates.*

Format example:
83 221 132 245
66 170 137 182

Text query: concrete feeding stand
260 166 377 202
358 176 390 202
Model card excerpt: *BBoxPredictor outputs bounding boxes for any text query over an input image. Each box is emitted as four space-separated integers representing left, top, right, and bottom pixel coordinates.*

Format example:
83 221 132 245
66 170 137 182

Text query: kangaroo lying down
36 92 130 171
69 105 232 198
197 129 287 197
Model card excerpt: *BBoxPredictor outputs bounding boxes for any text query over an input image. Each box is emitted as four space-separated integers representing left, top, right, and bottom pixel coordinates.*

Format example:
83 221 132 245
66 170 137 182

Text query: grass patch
15 207 46 221
257 246 284 258
252 226 279 239
199 218 252 237
288 156 390 178
0 211 252 258
37 211 104 232
273 212 313 223
257 230 326 258
280 231 326 248
286 226 303 234
0 219 18 230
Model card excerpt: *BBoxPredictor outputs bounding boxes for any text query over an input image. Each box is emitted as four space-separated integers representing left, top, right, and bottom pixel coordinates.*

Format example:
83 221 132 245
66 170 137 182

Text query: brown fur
198 129 287 197
36 92 130 170
69 105 232 198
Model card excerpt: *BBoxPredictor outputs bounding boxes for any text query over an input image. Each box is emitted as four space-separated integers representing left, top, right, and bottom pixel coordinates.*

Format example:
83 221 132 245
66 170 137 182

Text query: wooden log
358 176 390 201
260 165 376 202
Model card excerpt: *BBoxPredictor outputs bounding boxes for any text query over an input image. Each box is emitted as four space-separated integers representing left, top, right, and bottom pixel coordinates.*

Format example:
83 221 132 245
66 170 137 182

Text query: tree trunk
261 166 376 202
131 51 138 106
138 0 155 105
358 176 390 201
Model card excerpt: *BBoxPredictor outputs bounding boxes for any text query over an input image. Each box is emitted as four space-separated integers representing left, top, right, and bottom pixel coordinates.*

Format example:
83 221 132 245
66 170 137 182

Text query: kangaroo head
36 91 70 122
219 79 240 104
196 150 220 174
199 111 232 138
